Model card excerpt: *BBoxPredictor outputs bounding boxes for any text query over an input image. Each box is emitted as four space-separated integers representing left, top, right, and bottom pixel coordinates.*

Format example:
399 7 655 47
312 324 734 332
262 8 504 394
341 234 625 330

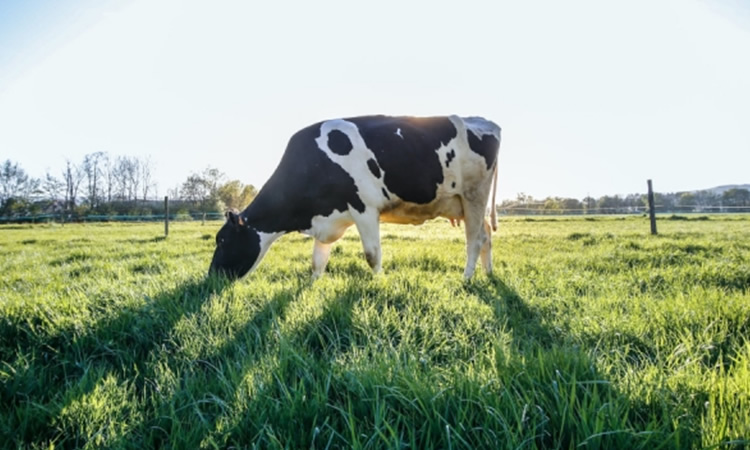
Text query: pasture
1 216 749 448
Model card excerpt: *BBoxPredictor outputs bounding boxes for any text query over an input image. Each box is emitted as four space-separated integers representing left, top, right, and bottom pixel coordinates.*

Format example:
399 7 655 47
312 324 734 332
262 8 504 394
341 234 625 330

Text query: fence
3 178 750 225
4 206 750 225
496 205 750 215
0 212 225 224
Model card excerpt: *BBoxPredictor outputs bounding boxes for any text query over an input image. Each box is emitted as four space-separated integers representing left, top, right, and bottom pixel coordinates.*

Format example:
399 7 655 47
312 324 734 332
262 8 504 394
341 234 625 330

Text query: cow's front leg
353 210 382 273
312 239 332 279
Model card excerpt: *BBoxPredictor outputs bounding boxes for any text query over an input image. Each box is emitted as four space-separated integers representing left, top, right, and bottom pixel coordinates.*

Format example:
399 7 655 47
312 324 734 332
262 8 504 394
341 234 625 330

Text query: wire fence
2 206 749 225
497 205 750 215
0 212 225 224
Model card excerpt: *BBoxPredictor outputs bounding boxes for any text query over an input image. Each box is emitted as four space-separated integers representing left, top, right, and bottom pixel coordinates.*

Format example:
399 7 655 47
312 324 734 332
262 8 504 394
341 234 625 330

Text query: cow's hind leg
353 210 382 273
462 199 492 279
479 219 493 275
312 239 332 279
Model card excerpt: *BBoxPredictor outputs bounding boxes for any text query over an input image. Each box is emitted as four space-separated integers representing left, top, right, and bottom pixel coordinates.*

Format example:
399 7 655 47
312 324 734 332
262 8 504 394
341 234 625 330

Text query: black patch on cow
451 182 456 188
367 158 381 178
445 149 456 168
347 116 456 204
467 129 499 169
382 188 390 200
327 129 353 155
243 123 365 232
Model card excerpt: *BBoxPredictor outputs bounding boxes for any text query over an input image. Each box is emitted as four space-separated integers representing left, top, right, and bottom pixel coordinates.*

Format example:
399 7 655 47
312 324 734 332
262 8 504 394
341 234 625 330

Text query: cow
209 115 501 280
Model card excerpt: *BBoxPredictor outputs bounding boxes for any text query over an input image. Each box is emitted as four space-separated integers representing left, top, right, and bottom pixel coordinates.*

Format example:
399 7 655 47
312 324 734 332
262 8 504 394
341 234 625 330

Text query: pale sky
1 0 749 201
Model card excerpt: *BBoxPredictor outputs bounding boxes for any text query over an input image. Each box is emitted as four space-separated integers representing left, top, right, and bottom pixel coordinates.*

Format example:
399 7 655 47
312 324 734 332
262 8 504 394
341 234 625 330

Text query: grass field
1 215 749 449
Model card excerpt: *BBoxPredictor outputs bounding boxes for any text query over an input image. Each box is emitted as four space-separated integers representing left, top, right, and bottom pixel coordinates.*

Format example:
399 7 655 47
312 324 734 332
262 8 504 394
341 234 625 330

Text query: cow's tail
490 161 498 232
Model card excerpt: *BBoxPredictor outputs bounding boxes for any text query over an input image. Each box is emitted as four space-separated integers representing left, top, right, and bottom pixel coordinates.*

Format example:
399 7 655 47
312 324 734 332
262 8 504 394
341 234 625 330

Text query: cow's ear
225 209 244 227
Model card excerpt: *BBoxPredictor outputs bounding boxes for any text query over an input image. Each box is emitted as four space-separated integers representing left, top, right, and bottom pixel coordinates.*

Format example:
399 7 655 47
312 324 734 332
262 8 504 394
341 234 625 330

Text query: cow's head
208 210 260 280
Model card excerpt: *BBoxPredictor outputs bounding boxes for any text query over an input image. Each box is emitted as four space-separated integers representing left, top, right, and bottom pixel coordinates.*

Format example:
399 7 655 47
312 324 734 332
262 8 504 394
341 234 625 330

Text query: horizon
1 0 749 202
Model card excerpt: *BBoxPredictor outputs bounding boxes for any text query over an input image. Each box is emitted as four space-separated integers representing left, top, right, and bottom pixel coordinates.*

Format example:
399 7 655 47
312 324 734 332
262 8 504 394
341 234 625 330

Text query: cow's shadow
465 273 555 349
4 266 688 448
101 276 345 448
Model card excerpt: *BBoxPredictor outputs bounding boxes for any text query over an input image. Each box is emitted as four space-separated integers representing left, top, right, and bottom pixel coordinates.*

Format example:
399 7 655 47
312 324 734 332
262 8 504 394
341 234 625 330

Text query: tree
111 156 140 201
42 172 65 202
653 193 675 212
125 157 140 201
201 167 225 197
1 160 32 206
559 198 582 214
722 188 750 208
677 192 697 211
597 195 623 214
166 185 181 201
582 196 596 214
542 197 561 214
623 194 644 212
695 190 719 211
137 156 156 202
83 152 106 209
180 174 211 204
103 154 116 203
0 160 39 216
62 160 84 212
516 192 532 205
217 180 257 210
180 167 226 214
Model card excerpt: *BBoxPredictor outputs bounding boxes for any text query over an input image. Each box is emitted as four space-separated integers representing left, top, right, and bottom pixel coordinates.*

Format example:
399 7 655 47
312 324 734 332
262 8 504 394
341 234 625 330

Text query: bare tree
112 156 127 200
166 185 181 201
138 156 156 201
112 156 141 201
42 172 65 202
83 152 106 209
62 160 84 212
103 154 115 203
127 157 140 201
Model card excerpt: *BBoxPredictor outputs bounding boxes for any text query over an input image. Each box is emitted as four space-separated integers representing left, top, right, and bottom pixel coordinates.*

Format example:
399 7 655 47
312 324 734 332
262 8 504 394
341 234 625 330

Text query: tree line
498 188 750 215
0 155 256 219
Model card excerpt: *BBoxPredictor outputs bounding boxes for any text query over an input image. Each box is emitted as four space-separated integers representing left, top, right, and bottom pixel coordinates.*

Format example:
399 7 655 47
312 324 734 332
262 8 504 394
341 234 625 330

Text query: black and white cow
209 115 501 280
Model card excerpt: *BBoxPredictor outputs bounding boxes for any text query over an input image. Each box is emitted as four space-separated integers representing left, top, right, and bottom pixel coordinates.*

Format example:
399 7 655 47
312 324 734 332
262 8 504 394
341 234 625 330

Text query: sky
1 0 749 201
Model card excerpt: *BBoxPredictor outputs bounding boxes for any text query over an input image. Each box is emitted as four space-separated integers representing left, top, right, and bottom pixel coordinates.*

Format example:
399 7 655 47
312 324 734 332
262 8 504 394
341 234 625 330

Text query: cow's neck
241 192 289 234
241 184 311 235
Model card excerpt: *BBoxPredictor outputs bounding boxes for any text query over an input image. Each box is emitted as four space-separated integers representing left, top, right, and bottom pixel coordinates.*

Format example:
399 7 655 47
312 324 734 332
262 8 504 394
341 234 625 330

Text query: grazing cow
209 115 501 280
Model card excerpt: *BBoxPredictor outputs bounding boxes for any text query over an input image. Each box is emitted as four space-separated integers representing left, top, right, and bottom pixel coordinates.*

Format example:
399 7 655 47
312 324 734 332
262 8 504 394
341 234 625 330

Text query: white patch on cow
314 120 391 211
249 230 285 273
395 128 403 139
301 208 353 244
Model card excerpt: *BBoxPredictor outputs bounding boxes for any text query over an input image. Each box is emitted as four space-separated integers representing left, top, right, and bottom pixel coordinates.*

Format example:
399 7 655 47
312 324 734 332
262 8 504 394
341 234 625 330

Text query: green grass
1 215 749 449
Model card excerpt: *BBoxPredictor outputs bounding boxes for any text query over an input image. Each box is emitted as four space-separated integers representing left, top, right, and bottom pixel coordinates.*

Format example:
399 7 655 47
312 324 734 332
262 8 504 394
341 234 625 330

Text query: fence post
647 179 657 235
164 196 169 237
